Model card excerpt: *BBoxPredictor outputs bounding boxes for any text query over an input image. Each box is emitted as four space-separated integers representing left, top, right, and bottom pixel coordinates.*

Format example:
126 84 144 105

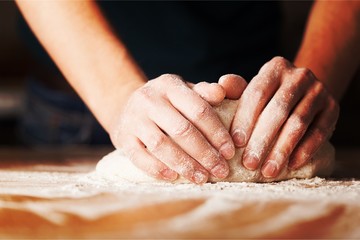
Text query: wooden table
0 146 359 239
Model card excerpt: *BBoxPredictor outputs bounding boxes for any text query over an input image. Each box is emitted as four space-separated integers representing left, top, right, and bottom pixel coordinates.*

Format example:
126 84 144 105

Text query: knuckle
313 81 326 95
159 73 177 80
293 67 314 85
147 133 167 152
272 56 286 63
159 73 183 85
272 56 291 69
289 114 308 135
134 85 154 102
317 129 328 142
273 98 290 117
278 88 296 103
309 84 327 107
125 145 138 162
249 84 267 101
193 103 211 121
214 130 231 145
293 114 308 127
201 150 219 169
159 73 173 79
172 121 193 137
296 67 312 78
310 127 327 142
259 56 290 79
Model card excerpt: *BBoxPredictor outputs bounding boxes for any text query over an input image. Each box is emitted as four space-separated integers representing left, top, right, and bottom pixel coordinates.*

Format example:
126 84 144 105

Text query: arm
16 1 244 184
288 0 360 169
16 1 146 130
295 0 360 100
231 1 360 178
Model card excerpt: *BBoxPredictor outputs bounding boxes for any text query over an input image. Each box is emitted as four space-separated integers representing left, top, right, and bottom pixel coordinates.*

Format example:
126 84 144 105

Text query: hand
231 57 339 178
110 74 240 184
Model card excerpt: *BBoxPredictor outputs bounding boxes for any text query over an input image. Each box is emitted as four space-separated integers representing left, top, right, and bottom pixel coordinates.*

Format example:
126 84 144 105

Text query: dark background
0 1 359 147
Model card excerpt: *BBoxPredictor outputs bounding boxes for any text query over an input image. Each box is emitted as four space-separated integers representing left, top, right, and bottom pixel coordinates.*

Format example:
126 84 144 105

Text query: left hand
230 57 339 178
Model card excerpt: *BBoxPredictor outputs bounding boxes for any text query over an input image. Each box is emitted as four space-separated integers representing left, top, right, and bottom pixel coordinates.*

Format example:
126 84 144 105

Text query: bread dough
96 100 335 183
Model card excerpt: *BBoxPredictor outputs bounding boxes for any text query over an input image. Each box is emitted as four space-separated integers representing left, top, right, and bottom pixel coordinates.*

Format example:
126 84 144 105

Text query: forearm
294 1 360 100
16 0 147 131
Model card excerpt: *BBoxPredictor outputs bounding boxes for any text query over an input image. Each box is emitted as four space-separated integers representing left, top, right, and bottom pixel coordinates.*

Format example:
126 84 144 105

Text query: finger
242 68 313 170
165 76 235 160
136 118 210 184
230 73 279 148
192 82 226 106
231 57 294 148
147 99 229 179
218 74 247 99
261 82 326 178
288 97 339 169
123 136 178 181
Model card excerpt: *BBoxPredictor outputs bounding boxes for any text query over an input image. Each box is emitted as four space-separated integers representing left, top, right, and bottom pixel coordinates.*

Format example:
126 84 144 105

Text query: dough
96 100 335 183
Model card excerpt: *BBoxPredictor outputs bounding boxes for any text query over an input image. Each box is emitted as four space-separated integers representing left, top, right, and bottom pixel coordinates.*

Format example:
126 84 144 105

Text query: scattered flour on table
1 170 360 204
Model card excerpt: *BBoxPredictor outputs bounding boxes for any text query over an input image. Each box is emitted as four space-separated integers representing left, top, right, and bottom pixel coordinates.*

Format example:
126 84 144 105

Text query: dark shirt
20 1 281 83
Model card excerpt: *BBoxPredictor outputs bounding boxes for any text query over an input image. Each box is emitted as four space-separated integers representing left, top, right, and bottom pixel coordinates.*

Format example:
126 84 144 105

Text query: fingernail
262 160 279 178
192 170 208 184
219 142 235 159
243 153 259 170
161 169 178 181
211 160 229 179
232 129 246 147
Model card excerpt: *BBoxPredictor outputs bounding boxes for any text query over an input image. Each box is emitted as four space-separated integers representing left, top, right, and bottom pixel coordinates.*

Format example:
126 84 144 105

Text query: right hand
109 74 245 184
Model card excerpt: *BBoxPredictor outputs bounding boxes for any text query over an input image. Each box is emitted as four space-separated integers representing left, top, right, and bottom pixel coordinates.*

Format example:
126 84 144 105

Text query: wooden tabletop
0 146 359 239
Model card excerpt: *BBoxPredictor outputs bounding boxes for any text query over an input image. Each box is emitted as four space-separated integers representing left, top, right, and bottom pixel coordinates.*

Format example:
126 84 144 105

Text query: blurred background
0 1 359 147
0 1 27 145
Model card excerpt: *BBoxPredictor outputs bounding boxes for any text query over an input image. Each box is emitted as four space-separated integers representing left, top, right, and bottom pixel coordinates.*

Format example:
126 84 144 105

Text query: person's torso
19 1 282 83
